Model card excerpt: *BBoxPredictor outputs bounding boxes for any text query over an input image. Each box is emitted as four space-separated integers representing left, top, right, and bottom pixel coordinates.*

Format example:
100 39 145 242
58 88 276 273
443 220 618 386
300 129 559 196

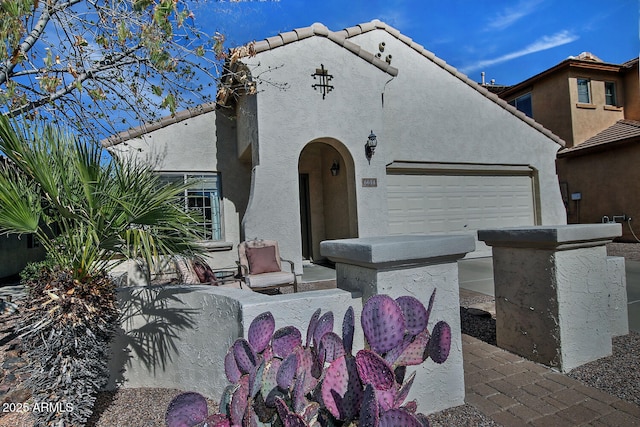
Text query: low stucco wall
107 285 362 399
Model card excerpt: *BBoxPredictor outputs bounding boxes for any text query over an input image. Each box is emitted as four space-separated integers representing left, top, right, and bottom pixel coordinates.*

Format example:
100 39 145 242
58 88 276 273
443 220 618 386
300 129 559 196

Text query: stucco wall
241 35 390 273
107 110 250 269
623 62 640 120
556 142 640 240
567 69 625 146
506 70 574 146
348 30 566 227
108 285 362 399
240 27 566 273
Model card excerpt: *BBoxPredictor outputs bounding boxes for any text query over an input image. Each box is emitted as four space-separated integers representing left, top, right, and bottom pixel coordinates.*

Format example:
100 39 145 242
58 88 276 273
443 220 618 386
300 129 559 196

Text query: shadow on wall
216 106 252 241
108 286 199 385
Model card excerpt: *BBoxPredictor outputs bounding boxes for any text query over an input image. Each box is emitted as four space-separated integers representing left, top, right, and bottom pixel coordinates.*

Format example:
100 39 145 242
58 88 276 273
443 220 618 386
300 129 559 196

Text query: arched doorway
298 140 357 262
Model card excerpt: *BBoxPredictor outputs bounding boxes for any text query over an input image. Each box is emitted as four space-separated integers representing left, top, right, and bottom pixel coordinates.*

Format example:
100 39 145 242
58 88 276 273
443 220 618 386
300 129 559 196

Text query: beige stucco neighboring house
497 54 640 238
103 20 567 279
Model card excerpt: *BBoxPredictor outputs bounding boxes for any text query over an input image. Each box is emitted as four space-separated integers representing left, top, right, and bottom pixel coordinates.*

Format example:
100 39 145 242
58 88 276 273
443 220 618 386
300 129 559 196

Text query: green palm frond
0 162 40 234
0 115 203 279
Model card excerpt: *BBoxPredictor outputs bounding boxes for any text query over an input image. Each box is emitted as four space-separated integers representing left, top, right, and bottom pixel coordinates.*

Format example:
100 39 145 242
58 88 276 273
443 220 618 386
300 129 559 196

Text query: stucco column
321 234 475 415
478 224 623 372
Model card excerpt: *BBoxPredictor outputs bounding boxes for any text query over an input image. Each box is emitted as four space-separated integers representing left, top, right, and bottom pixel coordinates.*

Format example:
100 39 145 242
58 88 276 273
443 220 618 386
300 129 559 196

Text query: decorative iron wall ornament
311 64 334 99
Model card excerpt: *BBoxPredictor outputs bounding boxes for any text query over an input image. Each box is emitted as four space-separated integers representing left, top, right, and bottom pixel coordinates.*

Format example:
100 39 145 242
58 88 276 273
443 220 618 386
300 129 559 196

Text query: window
508 93 533 118
605 82 617 106
159 173 222 241
577 78 591 104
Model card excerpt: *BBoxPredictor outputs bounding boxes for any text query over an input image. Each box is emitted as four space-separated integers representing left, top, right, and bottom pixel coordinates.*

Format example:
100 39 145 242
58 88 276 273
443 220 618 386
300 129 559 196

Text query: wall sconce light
330 160 340 176
365 130 377 163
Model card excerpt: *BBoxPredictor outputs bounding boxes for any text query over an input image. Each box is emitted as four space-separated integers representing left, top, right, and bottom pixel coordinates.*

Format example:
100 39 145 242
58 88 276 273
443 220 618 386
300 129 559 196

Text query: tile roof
102 19 565 148
102 102 217 148
557 120 640 157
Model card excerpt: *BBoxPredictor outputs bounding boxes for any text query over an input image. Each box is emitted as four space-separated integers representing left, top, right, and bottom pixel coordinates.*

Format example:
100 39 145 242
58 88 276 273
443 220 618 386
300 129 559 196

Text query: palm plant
0 114 204 426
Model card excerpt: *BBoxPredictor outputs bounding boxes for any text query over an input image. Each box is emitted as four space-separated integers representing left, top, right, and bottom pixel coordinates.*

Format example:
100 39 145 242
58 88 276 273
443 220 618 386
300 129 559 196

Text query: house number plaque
362 178 378 187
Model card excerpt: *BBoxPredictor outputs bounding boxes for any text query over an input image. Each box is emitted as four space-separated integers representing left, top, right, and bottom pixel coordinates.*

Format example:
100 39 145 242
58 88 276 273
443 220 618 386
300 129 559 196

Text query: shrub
165 291 451 427
18 266 118 426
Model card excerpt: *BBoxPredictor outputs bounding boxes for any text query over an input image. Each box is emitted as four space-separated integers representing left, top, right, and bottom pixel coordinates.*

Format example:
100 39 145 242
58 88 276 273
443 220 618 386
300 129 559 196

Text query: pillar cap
320 234 475 268
478 224 621 249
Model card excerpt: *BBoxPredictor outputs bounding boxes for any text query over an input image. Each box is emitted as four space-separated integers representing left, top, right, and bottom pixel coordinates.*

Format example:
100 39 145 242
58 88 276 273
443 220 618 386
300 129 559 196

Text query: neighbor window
605 82 617 106
508 93 533 118
159 173 222 241
577 78 591 104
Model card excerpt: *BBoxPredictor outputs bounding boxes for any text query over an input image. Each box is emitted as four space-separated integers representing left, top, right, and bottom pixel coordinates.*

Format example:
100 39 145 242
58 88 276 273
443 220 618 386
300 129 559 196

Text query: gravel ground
0 242 638 426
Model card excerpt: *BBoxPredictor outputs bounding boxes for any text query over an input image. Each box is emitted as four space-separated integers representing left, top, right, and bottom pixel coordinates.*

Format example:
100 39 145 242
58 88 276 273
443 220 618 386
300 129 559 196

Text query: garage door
387 164 537 255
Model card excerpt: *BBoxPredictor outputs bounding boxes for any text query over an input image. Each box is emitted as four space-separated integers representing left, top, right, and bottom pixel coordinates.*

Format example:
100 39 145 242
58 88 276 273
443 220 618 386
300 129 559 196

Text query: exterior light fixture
365 130 377 163
330 160 340 176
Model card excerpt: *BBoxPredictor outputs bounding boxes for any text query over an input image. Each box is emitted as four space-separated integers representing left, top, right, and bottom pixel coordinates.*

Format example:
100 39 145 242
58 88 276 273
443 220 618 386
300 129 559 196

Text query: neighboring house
104 20 567 278
0 234 45 279
498 53 640 239
0 156 46 279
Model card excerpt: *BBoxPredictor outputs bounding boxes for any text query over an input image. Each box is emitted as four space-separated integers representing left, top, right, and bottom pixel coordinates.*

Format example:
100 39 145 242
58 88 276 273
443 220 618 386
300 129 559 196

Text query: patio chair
237 239 298 293
174 256 247 289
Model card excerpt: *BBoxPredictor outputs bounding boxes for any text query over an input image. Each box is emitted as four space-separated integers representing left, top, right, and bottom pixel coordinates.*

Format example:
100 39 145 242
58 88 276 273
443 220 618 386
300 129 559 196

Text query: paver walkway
463 334 640 426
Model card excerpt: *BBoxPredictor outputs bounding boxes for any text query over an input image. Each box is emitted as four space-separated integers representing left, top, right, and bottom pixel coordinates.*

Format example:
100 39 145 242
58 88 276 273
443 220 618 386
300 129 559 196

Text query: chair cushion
246 246 280 274
192 259 216 283
246 271 295 288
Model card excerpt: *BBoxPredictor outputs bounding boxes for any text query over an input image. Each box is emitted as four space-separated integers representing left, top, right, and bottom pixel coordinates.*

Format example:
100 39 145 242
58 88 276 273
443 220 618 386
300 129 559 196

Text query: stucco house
497 54 640 238
104 19 567 279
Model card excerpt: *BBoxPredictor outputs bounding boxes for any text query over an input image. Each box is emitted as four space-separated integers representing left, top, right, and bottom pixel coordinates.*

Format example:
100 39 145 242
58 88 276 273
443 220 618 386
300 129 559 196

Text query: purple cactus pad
428 321 451 364
355 349 395 391
224 349 242 383
319 332 346 365
233 338 258 374
248 311 276 354
361 295 406 354
403 400 418 413
395 371 416 407
272 326 302 358
375 388 397 412
321 355 363 420
165 392 208 427
425 288 437 325
342 306 355 355
396 296 429 336
277 352 299 390
359 384 380 427
261 358 282 399
313 311 335 349
249 360 265 399
230 376 250 425
392 330 430 368
379 408 423 427
306 308 321 347
205 413 231 427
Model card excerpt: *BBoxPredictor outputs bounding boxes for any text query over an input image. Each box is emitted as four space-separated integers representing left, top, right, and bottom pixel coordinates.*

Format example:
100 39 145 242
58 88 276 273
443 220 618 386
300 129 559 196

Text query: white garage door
387 166 537 254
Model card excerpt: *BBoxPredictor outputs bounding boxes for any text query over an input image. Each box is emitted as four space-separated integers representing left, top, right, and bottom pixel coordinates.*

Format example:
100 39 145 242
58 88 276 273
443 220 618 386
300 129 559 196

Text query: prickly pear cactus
166 291 450 427
361 295 406 354
165 392 208 427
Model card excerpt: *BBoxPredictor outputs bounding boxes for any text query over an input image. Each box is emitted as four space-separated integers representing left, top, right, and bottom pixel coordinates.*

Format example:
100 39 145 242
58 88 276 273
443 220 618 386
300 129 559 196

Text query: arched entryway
298 139 358 262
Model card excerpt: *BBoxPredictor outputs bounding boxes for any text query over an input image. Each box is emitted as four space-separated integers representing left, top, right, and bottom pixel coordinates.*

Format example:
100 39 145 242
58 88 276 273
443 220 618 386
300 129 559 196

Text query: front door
299 173 312 260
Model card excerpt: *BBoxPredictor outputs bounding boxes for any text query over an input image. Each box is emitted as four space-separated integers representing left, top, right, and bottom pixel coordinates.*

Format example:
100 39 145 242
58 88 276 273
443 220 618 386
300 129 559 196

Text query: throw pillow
246 246 280 274
192 259 217 284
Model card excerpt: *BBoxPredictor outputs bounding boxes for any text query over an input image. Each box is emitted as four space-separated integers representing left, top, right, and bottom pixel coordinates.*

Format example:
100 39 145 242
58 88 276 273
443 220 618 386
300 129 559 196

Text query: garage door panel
387 172 535 254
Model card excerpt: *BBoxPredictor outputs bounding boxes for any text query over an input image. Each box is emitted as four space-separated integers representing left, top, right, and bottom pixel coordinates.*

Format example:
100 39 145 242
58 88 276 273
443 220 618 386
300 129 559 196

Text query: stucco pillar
478 224 624 372
320 234 475 415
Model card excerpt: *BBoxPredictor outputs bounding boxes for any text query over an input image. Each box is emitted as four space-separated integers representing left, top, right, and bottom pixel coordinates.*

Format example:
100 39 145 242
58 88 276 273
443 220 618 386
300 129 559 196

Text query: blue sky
201 0 638 86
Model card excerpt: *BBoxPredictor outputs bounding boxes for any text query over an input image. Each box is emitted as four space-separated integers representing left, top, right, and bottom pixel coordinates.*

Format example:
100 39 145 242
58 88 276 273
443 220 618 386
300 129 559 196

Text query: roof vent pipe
481 72 485 85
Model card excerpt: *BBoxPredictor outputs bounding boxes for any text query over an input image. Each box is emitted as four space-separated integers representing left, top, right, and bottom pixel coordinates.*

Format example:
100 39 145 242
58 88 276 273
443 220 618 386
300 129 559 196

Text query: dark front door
299 173 312 260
